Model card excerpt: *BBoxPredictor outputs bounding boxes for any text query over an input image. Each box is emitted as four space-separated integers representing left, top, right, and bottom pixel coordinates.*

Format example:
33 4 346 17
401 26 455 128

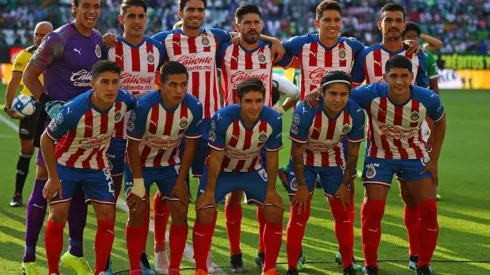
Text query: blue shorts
361 156 431 187
190 119 211 177
284 163 344 198
107 138 126 177
51 164 115 205
124 164 180 200
197 167 268 205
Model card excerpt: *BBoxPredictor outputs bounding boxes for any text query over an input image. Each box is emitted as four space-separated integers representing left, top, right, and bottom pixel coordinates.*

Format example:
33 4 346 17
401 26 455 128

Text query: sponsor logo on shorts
258 168 268 181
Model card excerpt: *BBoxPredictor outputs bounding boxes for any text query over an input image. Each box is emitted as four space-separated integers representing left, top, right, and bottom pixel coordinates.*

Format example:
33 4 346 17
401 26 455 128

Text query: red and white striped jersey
153 28 232 119
217 41 274 106
281 35 364 100
351 83 445 160
289 99 365 167
351 43 429 87
46 90 136 170
127 92 203 168
208 105 283 172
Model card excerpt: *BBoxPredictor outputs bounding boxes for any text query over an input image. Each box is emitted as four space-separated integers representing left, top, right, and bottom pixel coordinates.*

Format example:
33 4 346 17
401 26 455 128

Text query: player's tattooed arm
291 141 307 187
342 142 361 186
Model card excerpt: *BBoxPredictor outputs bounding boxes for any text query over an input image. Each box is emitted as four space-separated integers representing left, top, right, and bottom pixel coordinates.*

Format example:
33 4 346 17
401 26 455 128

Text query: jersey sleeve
289 102 314 143
101 46 110 60
415 51 429 88
275 54 295 68
351 48 367 86
350 85 375 109
209 28 232 45
346 38 365 58
265 113 283 151
425 92 445 122
215 41 230 68
208 112 227 151
151 31 170 43
185 100 203 139
346 102 366 143
123 90 138 111
12 51 30 73
126 99 150 141
155 42 167 69
282 35 306 57
425 51 439 79
29 33 64 71
45 106 77 140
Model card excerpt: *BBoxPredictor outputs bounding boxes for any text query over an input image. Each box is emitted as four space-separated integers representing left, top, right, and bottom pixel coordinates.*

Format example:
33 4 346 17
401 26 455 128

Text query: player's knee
290 206 310 224
263 205 284 224
48 203 69 224
35 165 48 180
226 191 243 206
20 141 35 154
128 203 148 226
399 182 417 207
94 204 115 221
167 201 188 225
196 208 215 225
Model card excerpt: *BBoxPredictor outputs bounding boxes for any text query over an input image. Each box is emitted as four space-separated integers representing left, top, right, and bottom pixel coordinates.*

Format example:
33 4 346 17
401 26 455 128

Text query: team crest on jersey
365 164 377 179
127 121 135 131
95 44 102 58
258 53 266 63
114 110 122 122
210 120 216 131
179 118 189 129
201 35 210 46
258 132 267 142
290 177 298 191
293 114 300 125
209 130 216 141
147 52 155 64
339 49 346 59
342 124 351 134
410 111 419 121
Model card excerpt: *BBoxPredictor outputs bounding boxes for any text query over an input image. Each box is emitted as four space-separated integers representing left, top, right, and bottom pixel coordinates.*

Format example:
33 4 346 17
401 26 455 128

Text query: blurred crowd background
1 0 489 54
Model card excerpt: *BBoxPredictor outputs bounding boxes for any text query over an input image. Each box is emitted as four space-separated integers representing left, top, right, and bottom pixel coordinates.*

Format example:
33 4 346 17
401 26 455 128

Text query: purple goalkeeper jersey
30 22 103 102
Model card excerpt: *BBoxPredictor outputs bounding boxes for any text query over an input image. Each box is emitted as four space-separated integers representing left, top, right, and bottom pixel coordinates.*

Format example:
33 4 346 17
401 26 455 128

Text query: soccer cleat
343 265 357 275
416 265 433 275
194 269 208 275
436 194 441 201
10 194 23 207
155 251 169 274
140 253 156 275
335 250 364 271
254 252 265 270
408 255 418 270
363 266 378 275
261 268 280 275
286 268 299 275
22 262 40 275
60 252 92 275
230 253 247 273
297 250 306 271
278 168 289 192
206 251 215 274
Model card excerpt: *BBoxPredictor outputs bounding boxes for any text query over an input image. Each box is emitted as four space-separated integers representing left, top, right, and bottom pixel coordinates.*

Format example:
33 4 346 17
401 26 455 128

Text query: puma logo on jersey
373 60 382 67
73 48 82 56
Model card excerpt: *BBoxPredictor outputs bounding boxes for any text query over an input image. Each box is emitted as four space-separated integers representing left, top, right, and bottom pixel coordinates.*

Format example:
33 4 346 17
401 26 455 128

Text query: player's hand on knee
103 33 118 48
126 193 145 213
43 178 63 201
171 182 190 206
291 185 309 213
264 190 284 210
335 184 351 210
196 190 216 210
304 88 321 108
421 160 438 186
130 178 146 199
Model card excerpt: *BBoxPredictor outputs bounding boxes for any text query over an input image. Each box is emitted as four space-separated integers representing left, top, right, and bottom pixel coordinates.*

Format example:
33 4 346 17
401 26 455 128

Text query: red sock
126 224 145 271
286 201 310 270
225 204 243 255
45 220 65 274
141 195 150 253
94 220 115 273
263 221 283 272
257 207 266 253
349 196 356 226
169 223 188 270
193 219 216 272
154 192 170 253
417 199 438 268
330 200 354 269
404 205 420 257
361 200 386 268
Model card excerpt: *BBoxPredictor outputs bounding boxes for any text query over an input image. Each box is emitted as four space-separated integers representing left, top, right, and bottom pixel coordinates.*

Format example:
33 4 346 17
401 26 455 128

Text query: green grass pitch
0 84 489 274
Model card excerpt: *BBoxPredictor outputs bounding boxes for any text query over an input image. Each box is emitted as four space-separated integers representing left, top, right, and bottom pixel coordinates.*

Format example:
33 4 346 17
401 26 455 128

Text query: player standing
22 1 104 274
352 55 445 275
3 21 53 207
40 60 136 275
192 78 284 275
285 71 365 275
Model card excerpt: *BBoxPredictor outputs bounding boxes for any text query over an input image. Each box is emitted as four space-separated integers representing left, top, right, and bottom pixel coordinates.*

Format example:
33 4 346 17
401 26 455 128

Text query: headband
321 80 352 88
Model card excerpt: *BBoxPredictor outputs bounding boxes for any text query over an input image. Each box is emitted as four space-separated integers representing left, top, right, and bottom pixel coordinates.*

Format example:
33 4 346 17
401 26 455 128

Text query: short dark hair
385 55 412 73
237 78 265 101
235 4 263 23
380 3 405 20
403 22 421 37
72 0 101 17
320 70 352 91
179 0 207 11
92 60 121 80
120 0 147 16
316 0 341 20
160 61 189 84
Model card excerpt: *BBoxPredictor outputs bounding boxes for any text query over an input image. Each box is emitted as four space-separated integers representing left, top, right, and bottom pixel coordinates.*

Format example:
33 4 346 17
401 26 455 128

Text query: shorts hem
86 198 116 205
362 180 391 187
49 198 72 205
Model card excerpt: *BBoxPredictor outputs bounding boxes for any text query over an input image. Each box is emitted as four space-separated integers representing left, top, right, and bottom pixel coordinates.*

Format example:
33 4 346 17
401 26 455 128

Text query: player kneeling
125 61 203 275
192 79 284 275
40 61 136 275
285 71 365 275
